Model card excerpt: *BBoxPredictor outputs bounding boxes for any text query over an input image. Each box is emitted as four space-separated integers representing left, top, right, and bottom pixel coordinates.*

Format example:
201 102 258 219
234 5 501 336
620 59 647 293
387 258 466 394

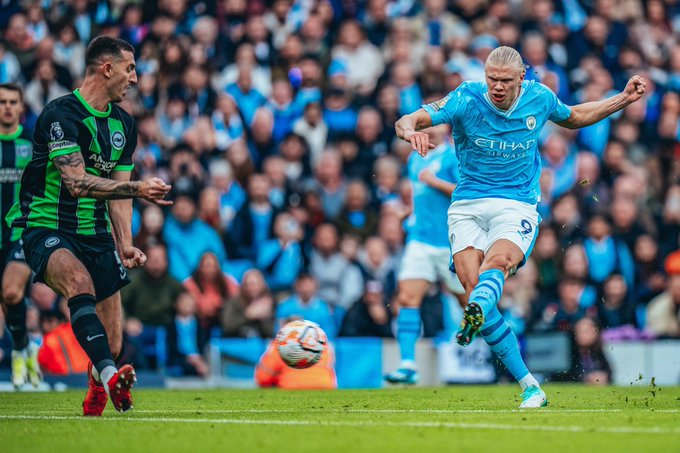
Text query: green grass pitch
1 385 679 452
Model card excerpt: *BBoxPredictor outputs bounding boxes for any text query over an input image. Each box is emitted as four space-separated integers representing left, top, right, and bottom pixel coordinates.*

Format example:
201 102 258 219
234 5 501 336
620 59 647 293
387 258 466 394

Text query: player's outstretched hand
121 246 146 269
404 130 435 157
141 177 173 206
624 75 646 103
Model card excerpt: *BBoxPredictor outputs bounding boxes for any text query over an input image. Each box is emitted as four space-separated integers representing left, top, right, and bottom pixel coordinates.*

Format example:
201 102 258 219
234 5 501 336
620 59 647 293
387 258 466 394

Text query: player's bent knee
396 290 421 308
1 286 24 305
483 254 515 273
67 272 96 296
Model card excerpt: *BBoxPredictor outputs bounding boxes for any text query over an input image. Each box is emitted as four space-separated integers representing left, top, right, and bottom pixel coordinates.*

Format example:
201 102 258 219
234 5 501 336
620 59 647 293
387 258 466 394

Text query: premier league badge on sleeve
50 122 64 141
428 93 452 112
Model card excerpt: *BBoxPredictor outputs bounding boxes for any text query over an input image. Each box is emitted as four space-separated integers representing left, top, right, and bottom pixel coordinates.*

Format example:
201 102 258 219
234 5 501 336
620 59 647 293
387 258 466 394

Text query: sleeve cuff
48 146 81 160
113 164 135 172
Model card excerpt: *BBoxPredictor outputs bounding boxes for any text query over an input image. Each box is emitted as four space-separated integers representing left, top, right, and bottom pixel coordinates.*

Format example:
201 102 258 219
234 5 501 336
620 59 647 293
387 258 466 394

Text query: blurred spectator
293 101 328 167
24 59 68 115
335 180 379 240
134 204 166 251
122 244 183 368
166 291 210 377
312 149 347 220
646 251 680 338
122 244 181 328
212 94 245 152
276 273 340 339
278 133 312 183
323 87 358 139
331 20 384 96
225 65 266 127
0 40 22 83
583 214 635 291
563 317 612 385
38 304 89 375
339 280 393 337
221 269 275 338
183 252 240 330
550 193 584 245
596 273 636 331
158 95 194 148
256 212 304 293
610 196 650 251
165 148 205 199
208 159 246 232
53 22 85 80
163 194 228 282
357 236 397 301
535 277 589 332
532 225 561 297
262 156 290 209
227 173 279 261
309 223 363 310
632 234 666 305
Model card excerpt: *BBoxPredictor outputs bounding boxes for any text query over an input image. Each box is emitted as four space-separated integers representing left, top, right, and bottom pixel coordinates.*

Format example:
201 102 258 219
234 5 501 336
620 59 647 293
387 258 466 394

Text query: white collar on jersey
482 84 527 117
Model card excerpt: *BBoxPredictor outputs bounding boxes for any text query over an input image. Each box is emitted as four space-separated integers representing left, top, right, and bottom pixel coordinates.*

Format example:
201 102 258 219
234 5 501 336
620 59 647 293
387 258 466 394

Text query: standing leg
45 249 118 385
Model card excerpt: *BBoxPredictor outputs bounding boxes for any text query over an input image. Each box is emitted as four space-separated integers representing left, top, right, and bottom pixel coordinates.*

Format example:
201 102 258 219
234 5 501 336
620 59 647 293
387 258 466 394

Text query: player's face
109 50 137 103
485 64 525 110
0 88 23 129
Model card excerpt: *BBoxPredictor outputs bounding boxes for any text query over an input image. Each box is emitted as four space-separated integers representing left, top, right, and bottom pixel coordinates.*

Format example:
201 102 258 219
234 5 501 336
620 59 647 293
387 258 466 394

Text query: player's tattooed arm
53 152 142 199
52 152 172 204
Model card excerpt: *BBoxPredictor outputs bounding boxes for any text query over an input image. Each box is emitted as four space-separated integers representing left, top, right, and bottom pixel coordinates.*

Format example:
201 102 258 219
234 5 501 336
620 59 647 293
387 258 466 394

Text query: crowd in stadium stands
1 0 680 382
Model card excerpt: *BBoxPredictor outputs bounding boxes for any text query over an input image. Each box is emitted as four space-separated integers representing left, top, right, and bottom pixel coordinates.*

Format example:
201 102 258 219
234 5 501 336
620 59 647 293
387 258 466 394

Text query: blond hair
486 46 526 74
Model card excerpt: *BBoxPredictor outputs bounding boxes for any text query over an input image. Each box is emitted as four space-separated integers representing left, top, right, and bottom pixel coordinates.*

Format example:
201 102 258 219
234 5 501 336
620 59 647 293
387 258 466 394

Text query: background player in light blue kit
395 46 646 408
385 124 466 385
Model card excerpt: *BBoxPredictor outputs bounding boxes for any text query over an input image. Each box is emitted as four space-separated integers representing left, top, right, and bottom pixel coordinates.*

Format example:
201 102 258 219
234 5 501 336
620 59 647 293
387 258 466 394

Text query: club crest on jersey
111 130 126 150
526 116 536 130
16 143 32 158
428 94 451 112
50 122 64 141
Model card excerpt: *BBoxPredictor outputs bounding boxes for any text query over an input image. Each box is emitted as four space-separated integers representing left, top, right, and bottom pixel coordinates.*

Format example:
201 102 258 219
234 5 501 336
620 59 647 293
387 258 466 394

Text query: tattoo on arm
53 153 142 200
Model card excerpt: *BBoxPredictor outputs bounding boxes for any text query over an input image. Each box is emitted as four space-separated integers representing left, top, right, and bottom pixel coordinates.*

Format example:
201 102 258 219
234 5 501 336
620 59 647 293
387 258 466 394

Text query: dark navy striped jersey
10 89 136 236
0 125 32 247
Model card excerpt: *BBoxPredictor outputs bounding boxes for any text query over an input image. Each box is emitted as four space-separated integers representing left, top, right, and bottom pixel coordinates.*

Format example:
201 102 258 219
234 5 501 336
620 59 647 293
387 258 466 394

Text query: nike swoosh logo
87 334 104 341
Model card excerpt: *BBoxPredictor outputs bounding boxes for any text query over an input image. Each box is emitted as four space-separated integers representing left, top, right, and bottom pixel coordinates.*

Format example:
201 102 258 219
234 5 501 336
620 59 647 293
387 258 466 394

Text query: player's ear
102 61 113 79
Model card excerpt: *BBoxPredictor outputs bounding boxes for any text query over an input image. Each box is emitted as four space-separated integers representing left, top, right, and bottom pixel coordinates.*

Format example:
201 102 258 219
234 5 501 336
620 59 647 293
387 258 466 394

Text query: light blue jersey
423 80 572 204
405 145 460 248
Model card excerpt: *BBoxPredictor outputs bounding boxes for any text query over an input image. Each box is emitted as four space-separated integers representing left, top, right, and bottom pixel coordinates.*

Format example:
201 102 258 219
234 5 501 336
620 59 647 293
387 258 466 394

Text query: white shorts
447 198 540 265
398 240 465 294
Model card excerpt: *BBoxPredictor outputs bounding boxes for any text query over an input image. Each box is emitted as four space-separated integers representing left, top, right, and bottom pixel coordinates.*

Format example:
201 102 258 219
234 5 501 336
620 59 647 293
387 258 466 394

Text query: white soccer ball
275 320 328 369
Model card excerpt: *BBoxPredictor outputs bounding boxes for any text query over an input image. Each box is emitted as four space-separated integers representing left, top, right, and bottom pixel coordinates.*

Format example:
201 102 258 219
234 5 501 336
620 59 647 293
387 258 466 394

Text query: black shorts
0 239 27 276
21 228 131 302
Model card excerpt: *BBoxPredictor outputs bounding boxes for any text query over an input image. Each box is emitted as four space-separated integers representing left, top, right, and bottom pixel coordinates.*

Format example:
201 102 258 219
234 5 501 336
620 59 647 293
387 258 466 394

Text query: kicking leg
458 241 545 407
385 279 430 384
456 240 522 346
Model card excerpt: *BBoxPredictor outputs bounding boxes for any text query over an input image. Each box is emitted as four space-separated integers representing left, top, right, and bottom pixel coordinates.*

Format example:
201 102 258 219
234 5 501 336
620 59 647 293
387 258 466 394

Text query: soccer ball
275 320 328 369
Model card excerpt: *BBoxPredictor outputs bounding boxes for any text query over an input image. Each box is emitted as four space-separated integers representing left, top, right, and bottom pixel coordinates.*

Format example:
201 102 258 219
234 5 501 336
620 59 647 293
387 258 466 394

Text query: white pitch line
0 414 679 435
20 408 680 415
